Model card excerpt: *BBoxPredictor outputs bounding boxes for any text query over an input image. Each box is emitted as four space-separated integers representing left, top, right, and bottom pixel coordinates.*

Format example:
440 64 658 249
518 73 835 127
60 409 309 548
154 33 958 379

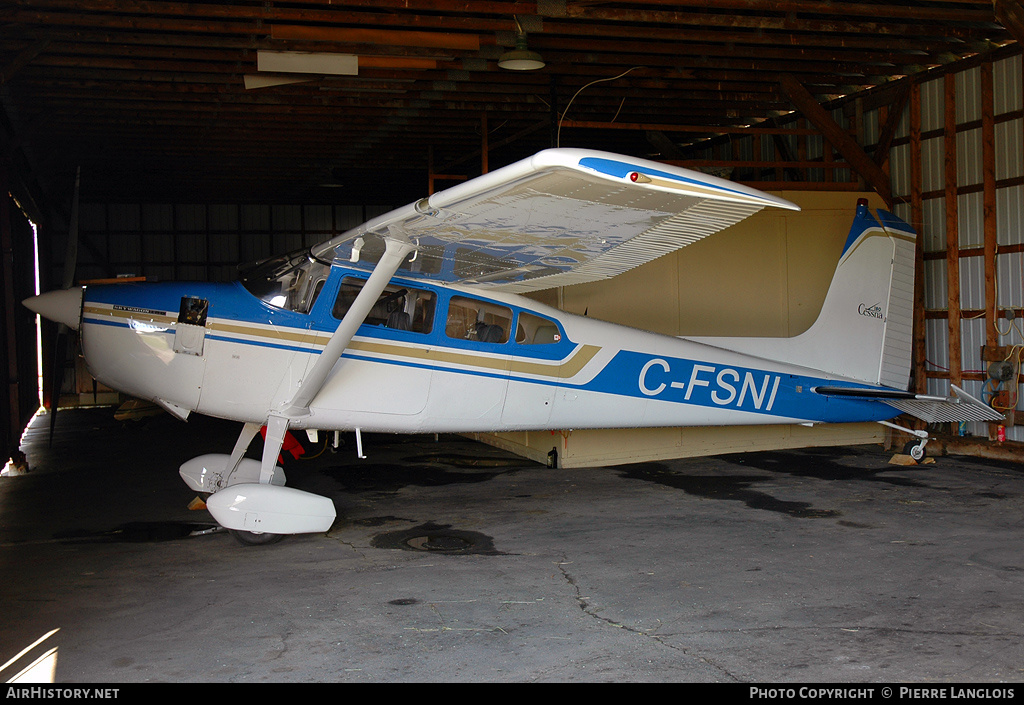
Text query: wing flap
499 197 765 292
313 148 798 292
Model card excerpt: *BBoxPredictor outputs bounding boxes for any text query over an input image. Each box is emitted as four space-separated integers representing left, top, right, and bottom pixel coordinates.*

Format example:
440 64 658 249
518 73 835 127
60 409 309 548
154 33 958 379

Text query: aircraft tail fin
690 200 917 388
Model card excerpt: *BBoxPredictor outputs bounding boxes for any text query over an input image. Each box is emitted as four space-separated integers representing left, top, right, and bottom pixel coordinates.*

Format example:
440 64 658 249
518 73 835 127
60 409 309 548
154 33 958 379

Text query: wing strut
189 238 415 538
282 236 415 416
261 237 416 474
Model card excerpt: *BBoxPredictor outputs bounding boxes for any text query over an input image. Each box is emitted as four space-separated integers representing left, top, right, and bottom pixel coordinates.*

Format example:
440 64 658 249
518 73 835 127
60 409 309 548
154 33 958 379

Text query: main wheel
229 529 284 546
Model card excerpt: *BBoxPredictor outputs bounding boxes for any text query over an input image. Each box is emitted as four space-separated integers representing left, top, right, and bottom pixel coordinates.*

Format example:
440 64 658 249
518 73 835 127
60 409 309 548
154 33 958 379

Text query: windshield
240 249 331 313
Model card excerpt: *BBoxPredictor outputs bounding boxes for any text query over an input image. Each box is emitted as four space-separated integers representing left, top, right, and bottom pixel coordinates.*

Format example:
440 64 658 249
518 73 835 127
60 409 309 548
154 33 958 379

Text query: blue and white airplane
24 148 1001 544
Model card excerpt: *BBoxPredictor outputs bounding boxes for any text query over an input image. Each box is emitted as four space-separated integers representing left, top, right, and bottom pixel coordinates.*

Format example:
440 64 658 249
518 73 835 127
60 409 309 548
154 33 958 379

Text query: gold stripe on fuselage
210 320 315 346
347 340 601 380
85 303 602 381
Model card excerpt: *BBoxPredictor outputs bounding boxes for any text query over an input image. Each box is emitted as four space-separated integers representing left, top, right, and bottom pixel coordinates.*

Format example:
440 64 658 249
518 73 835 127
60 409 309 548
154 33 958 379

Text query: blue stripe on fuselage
83 281 899 424
81 279 576 362
86 281 306 328
580 350 898 423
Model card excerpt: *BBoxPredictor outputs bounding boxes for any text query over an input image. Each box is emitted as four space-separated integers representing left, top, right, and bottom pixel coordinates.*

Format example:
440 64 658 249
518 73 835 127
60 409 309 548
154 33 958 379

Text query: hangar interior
2 1 1023 468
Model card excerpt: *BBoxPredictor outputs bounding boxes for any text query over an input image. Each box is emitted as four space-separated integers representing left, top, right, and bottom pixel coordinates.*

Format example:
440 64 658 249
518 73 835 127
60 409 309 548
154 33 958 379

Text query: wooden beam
561 119 815 135
982 60 998 348
778 73 892 204
0 37 50 85
994 0 1024 44
910 81 926 397
944 73 963 391
873 82 911 168
563 2 998 39
271 25 482 51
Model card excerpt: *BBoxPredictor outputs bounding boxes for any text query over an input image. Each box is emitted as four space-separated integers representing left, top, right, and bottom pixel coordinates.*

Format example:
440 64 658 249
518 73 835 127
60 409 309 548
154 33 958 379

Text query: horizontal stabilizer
816 384 1004 423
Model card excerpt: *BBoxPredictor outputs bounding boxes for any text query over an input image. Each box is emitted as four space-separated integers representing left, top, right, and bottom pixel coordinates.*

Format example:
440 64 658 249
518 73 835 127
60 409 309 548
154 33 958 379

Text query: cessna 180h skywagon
25 148 1001 544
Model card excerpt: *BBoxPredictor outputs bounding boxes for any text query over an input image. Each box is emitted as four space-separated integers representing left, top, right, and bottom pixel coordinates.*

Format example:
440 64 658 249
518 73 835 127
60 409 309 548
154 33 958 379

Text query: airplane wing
312 148 799 293
258 149 799 493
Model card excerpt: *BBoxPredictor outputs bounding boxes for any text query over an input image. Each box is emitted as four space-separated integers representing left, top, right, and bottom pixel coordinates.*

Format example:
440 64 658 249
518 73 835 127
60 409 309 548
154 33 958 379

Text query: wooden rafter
0 0 1013 203
994 0 1024 44
778 74 893 204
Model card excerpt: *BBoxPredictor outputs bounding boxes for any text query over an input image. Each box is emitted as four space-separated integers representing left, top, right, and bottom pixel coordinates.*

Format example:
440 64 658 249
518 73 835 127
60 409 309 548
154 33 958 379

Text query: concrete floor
1 407 1023 684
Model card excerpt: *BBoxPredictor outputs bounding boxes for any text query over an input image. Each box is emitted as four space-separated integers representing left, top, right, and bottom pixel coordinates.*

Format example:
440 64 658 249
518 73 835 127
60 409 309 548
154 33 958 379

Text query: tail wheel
903 440 926 461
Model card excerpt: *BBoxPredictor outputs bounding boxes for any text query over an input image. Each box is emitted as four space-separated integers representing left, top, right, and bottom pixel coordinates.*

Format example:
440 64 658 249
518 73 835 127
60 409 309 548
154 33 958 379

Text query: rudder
873 209 916 389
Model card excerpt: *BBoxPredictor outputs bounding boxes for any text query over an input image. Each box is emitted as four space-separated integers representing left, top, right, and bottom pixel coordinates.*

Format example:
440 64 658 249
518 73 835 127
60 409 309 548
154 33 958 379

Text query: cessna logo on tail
858 303 884 320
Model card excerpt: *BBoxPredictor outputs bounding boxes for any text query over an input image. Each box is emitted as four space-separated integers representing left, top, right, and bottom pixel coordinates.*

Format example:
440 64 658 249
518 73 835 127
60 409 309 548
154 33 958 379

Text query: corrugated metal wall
692 49 1023 445
72 203 394 284
890 53 1024 441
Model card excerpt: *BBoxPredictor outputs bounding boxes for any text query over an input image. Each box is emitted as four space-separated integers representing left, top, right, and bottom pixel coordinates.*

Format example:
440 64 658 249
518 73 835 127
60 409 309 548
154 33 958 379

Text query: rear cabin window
516 312 560 345
332 277 435 334
445 296 512 344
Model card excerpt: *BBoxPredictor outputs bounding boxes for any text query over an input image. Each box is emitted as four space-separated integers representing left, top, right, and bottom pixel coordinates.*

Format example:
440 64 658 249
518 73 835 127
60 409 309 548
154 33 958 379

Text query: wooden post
982 59 1005 436
981 60 998 348
943 73 963 394
910 81 927 397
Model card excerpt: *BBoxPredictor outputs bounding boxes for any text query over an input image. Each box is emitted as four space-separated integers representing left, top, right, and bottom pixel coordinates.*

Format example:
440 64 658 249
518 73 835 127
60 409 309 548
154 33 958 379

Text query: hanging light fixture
498 16 545 71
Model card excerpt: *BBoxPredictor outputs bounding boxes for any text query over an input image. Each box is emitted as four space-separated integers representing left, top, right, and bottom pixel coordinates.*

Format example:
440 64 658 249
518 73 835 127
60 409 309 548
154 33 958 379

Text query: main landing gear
229 529 285 546
179 421 337 546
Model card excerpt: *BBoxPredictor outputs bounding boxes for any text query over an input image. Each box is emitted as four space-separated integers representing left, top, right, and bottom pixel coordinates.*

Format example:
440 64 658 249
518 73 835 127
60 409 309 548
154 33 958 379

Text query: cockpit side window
445 296 512 344
240 249 330 314
332 276 435 334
